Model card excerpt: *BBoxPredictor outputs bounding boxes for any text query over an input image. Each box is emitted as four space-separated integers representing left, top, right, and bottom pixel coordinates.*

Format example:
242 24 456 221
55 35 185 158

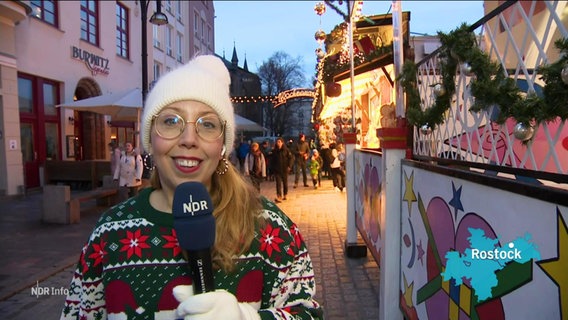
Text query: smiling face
150 100 225 195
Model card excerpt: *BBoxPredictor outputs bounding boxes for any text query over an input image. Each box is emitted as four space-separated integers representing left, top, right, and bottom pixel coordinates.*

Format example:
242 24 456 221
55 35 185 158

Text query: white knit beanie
142 55 235 156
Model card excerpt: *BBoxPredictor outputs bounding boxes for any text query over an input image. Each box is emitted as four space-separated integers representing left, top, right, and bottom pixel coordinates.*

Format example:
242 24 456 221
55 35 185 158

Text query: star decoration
417 239 425 266
537 208 568 319
403 273 414 307
448 181 464 220
403 170 417 216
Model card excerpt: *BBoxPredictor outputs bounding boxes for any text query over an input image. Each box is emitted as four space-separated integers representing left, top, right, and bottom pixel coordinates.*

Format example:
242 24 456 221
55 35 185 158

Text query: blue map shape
441 228 541 301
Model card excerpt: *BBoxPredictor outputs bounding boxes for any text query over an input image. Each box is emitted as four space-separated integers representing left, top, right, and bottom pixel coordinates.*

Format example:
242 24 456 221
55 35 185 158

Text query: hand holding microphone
172 182 260 320
173 181 216 294
173 288 260 320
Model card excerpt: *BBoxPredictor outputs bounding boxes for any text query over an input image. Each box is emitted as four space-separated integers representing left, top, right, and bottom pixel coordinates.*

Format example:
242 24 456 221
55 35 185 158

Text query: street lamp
149 0 168 25
138 0 168 152
140 0 168 104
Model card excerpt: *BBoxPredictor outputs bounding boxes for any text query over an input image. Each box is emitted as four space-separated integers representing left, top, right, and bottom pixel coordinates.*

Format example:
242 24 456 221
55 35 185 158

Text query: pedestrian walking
113 141 143 201
237 139 251 173
60 55 322 320
244 142 266 192
308 149 323 189
260 140 273 181
319 142 332 179
330 142 346 192
293 133 310 188
270 137 294 203
108 141 122 176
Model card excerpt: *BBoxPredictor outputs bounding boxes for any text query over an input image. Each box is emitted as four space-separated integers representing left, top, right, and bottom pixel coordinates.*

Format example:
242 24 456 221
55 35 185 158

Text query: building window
153 62 161 81
153 24 161 48
30 0 58 27
176 33 183 62
201 18 205 40
18 74 61 161
165 0 172 14
207 25 212 48
18 77 34 114
194 11 199 37
116 2 129 59
80 0 98 46
176 1 182 22
166 27 173 56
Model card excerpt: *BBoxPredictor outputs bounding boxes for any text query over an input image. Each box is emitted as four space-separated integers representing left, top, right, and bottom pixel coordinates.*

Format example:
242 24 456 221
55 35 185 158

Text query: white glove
173 287 260 320
172 285 194 301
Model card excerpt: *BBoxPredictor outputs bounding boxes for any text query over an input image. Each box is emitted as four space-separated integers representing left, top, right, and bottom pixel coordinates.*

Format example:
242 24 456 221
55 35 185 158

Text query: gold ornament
433 83 446 97
315 30 326 43
314 2 326 16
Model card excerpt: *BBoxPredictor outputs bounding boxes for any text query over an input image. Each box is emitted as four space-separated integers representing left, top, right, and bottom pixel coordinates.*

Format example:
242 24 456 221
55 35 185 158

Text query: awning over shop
235 114 266 133
56 88 142 122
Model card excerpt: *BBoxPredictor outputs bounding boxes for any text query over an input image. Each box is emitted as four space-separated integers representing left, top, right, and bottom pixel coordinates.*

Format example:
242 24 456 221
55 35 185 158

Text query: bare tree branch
258 51 306 136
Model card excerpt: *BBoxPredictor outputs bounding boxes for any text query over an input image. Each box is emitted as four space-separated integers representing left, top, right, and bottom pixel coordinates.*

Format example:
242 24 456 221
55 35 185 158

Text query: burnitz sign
71 46 110 76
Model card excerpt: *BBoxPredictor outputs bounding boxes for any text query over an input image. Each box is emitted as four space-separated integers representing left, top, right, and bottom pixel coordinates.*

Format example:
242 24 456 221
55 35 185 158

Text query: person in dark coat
319 142 332 178
293 133 310 188
270 137 294 203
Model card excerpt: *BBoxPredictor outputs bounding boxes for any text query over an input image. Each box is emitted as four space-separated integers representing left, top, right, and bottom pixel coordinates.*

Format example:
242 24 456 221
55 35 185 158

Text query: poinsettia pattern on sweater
60 188 322 319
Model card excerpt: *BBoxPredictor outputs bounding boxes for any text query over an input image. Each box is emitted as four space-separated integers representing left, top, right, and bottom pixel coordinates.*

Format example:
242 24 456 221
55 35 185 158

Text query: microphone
172 181 216 294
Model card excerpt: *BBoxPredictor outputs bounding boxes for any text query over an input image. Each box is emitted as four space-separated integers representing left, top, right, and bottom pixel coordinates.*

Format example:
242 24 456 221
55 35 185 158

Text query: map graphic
442 228 541 301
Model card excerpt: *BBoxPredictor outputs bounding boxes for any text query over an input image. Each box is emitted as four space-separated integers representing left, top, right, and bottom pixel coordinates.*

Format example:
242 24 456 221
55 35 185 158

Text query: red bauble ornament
313 123 320 131
325 82 342 97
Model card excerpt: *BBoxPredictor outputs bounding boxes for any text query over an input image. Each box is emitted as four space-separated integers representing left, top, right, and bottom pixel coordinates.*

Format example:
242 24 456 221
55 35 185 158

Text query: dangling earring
215 157 229 175
143 153 155 171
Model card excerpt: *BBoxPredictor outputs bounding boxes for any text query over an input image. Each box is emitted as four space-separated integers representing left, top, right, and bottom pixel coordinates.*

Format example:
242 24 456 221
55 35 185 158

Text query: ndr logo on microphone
183 194 209 215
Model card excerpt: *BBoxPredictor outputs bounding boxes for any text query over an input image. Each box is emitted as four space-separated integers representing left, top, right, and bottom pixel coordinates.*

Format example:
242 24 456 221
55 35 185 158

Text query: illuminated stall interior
314 12 410 149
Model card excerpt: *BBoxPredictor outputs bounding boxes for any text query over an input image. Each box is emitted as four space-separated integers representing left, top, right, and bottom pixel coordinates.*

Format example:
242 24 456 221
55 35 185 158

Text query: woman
244 142 266 192
61 55 322 319
113 141 143 201
270 137 294 203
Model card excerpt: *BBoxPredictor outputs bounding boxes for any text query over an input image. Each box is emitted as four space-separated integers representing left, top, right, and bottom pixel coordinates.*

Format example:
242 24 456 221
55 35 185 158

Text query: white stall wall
399 164 566 320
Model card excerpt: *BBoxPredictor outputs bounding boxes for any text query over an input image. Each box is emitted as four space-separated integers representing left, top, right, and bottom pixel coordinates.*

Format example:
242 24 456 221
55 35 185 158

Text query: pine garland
399 23 568 133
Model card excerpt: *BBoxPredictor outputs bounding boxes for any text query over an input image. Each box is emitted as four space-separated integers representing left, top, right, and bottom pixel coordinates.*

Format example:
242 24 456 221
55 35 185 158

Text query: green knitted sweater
61 188 323 319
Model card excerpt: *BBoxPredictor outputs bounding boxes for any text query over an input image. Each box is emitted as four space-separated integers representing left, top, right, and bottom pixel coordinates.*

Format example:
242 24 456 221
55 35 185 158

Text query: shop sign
71 46 110 76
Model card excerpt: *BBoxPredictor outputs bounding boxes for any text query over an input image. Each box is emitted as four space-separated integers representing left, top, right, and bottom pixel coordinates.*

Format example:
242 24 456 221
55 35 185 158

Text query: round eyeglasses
152 113 225 141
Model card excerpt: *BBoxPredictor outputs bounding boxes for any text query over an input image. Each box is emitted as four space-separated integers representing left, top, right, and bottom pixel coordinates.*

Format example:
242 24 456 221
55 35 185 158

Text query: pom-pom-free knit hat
142 55 235 156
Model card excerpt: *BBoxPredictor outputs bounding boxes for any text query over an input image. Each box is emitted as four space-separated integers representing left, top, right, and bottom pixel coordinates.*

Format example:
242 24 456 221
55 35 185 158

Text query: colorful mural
399 166 567 319
353 151 383 264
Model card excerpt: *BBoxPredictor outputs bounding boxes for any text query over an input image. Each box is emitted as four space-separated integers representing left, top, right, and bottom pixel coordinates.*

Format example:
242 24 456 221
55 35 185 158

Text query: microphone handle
187 249 215 294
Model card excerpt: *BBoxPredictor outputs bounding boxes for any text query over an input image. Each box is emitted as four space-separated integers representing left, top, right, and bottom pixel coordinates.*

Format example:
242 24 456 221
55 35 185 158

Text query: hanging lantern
314 2 326 15
561 65 568 85
513 122 534 141
433 83 446 97
315 30 326 43
420 124 432 135
325 82 342 97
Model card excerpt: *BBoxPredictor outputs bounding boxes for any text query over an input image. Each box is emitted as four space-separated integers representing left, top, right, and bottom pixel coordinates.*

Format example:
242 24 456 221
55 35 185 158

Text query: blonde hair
150 161 263 272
